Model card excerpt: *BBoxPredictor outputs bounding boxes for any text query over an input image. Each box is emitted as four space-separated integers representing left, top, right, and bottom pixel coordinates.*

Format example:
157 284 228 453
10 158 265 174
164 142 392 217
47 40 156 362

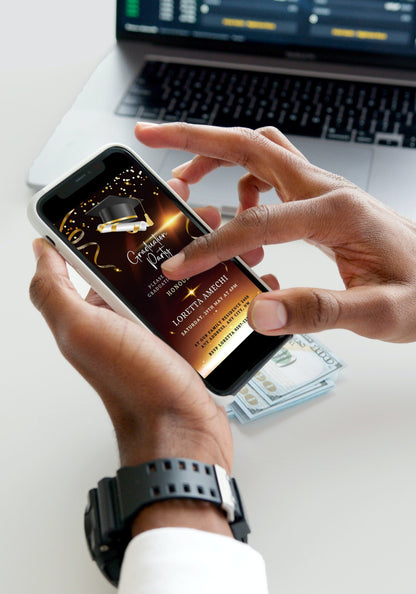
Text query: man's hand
30 234 234 537
30 237 232 470
135 122 416 343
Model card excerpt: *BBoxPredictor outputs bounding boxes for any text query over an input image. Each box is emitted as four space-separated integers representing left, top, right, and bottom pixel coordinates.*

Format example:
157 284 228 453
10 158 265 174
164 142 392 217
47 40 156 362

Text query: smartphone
28 145 290 395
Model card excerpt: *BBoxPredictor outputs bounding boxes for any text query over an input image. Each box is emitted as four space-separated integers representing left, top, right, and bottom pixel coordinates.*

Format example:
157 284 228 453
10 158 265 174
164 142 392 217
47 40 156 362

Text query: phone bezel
29 144 290 395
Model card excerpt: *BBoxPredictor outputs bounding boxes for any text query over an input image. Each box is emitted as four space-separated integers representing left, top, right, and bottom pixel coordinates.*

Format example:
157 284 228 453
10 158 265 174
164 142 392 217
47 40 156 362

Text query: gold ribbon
59 209 121 272
76 242 122 272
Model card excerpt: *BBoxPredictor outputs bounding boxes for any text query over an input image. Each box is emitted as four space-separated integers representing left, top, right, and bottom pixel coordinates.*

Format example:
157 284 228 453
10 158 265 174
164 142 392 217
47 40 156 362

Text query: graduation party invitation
54 163 262 378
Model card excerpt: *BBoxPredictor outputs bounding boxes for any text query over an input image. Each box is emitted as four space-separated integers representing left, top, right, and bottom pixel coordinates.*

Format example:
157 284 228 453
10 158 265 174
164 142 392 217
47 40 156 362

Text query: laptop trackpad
158 138 373 213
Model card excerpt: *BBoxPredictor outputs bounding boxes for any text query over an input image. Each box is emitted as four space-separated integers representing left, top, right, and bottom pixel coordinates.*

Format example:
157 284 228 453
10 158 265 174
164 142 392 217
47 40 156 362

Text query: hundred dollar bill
251 334 345 404
236 378 334 418
226 334 345 424
228 379 335 424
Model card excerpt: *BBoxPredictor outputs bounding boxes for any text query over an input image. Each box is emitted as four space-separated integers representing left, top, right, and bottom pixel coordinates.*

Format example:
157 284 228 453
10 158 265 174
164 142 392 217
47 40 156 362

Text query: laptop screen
117 0 416 67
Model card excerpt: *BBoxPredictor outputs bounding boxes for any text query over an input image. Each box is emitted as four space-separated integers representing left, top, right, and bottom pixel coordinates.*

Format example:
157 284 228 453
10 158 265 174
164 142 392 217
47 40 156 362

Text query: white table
2 2 416 593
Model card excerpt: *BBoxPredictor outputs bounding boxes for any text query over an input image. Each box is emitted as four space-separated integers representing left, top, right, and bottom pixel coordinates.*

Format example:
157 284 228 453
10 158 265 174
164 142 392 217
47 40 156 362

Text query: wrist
116 413 233 473
85 458 250 586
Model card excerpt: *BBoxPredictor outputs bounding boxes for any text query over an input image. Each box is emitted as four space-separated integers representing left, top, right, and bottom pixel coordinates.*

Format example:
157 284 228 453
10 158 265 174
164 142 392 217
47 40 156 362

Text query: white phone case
28 143 273 397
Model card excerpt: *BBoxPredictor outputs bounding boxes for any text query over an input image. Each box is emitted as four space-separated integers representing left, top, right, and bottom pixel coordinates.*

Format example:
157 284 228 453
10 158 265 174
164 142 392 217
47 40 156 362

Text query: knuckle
326 172 354 188
237 204 272 245
238 203 268 228
336 189 366 209
303 290 341 330
30 269 86 357
256 125 279 138
231 127 270 168
326 187 364 214
29 273 51 313
175 122 193 151
339 191 381 236
371 290 402 338
319 190 370 233
184 231 214 257
233 126 257 141
237 172 255 189
56 317 88 362
55 303 98 365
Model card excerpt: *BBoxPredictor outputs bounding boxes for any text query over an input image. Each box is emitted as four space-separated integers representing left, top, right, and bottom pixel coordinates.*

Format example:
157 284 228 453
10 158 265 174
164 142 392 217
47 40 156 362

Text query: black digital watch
84 458 250 586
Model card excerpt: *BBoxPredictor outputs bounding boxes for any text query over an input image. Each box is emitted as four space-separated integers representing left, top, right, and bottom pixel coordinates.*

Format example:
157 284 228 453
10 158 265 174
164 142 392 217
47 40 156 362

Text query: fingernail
32 238 45 261
136 121 158 129
172 159 193 178
162 251 185 273
251 300 287 331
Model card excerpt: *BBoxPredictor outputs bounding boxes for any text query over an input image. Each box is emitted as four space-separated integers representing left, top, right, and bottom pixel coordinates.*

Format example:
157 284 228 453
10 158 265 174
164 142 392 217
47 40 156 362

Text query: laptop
28 0 416 219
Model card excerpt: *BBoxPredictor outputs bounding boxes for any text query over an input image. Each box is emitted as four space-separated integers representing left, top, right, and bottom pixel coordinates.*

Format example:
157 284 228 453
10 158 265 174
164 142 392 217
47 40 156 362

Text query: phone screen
38 147 288 393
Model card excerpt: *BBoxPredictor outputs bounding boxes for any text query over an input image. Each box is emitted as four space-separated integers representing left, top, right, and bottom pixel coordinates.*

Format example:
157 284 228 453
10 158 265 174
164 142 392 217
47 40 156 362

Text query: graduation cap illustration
86 195 153 234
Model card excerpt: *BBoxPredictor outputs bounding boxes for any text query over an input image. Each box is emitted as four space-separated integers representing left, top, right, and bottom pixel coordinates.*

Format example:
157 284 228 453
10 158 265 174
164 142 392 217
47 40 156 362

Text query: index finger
161 196 338 280
135 123 334 201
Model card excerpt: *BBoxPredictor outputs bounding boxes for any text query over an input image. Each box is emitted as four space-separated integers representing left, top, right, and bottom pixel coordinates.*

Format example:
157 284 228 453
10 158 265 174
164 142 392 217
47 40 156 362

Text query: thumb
248 284 406 341
30 238 83 333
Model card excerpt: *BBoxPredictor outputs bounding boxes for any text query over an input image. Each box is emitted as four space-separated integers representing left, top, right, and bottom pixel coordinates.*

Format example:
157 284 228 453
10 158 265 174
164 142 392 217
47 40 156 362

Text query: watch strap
118 459 240 521
85 458 250 586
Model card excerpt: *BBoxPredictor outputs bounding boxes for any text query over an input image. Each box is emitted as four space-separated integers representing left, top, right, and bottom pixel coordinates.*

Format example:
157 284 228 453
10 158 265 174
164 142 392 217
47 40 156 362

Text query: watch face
84 482 125 587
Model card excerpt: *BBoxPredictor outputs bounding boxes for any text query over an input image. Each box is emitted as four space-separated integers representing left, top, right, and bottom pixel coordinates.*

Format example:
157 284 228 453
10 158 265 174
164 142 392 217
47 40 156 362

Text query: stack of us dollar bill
227 334 345 424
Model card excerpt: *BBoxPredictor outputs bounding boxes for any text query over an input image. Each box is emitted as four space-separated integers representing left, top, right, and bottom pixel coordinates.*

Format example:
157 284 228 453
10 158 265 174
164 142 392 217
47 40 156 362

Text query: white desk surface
2 2 416 593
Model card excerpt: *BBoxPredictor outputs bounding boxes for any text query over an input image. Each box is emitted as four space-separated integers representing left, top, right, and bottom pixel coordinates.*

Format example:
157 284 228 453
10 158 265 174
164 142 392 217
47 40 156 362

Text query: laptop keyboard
116 60 416 149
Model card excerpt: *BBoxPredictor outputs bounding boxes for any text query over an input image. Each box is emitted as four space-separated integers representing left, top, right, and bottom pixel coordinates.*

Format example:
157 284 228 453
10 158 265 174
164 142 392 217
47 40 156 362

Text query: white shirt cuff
118 527 269 594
